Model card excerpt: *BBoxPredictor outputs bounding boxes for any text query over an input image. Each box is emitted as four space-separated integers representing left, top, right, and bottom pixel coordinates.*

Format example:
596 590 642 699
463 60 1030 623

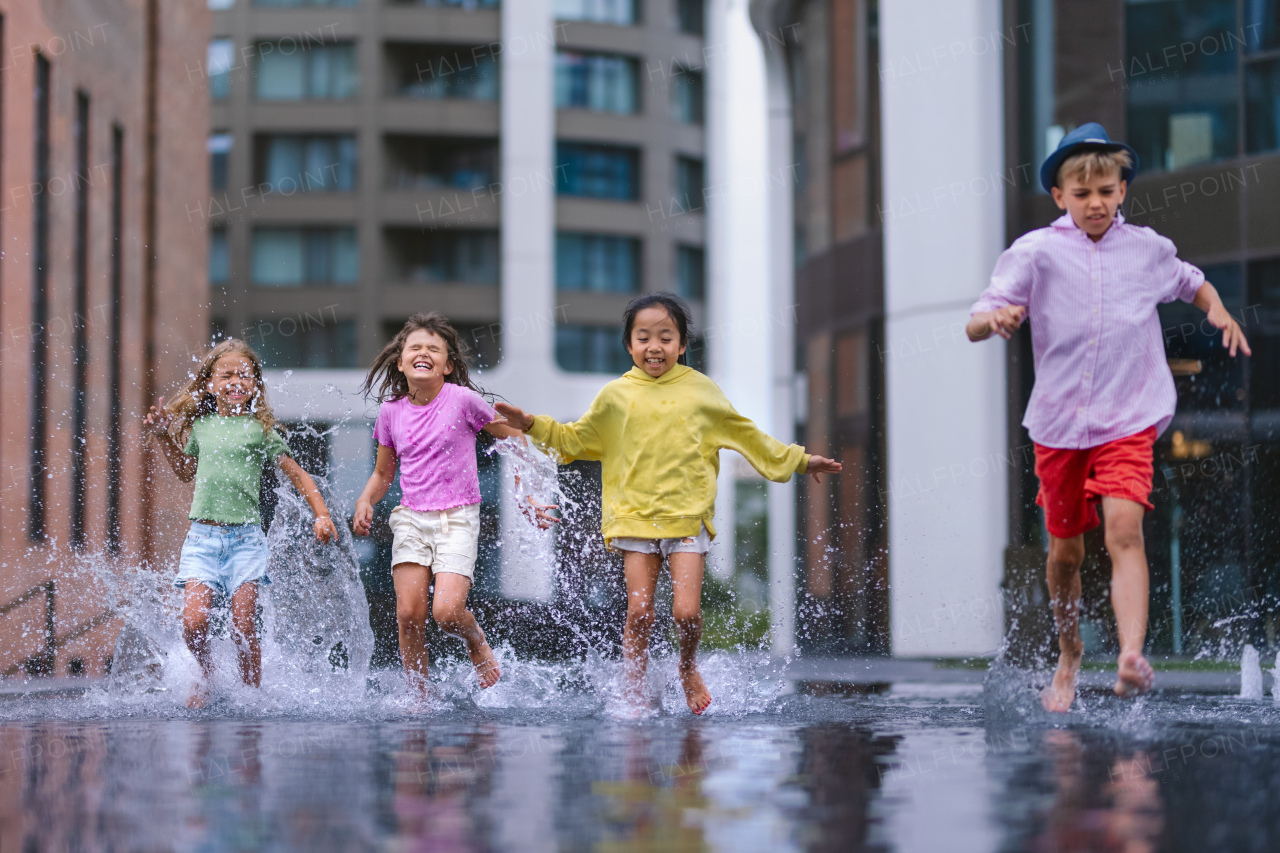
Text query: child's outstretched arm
143 397 197 482
495 401 606 462
718 407 841 483
967 305 1026 342
1192 282 1251 358
352 445 396 537
279 457 338 543
481 419 561 529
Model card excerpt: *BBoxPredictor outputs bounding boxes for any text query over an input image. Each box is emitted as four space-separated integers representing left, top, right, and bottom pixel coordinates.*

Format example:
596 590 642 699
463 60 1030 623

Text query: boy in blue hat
965 123 1251 712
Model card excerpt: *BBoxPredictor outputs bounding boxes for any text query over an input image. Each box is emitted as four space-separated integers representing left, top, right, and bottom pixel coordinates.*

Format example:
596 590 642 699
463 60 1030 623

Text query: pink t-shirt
373 383 496 511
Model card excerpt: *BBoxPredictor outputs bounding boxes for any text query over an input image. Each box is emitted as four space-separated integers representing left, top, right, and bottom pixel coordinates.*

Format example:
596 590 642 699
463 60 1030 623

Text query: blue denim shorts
174 522 271 596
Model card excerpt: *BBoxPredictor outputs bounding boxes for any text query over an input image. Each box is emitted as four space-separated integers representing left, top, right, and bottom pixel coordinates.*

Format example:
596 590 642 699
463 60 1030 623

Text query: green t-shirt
183 414 292 525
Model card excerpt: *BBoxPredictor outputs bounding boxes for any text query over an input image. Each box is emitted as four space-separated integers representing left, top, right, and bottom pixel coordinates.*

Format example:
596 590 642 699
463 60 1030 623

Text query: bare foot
1041 653 1081 713
1114 651 1154 698
187 681 209 710
679 664 712 715
469 642 501 689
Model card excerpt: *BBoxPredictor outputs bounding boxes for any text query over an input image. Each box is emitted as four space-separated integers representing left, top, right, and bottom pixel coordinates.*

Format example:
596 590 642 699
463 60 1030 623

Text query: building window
108 124 124 552
210 0 235 9
388 0 499 6
253 317 358 368
387 43 499 100
556 142 639 199
553 0 636 25
556 233 641 293
72 91 90 550
386 227 499 284
1161 262 1246 411
1248 257 1280 409
256 41 357 100
555 51 638 113
384 136 497 189
674 155 705 211
556 324 633 373
676 0 704 35
257 134 357 191
251 227 359 285
209 132 232 192
675 244 705 300
1246 57 1280 153
671 67 704 124
254 0 357 6
208 39 235 99
30 52 51 542
210 227 230 284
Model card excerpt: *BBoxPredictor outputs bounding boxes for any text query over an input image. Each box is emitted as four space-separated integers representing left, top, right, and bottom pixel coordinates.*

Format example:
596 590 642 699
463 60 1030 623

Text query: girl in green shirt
144 339 337 709
498 294 841 716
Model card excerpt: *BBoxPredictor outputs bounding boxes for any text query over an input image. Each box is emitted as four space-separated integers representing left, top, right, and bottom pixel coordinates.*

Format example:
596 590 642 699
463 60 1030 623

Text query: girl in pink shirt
353 312 555 701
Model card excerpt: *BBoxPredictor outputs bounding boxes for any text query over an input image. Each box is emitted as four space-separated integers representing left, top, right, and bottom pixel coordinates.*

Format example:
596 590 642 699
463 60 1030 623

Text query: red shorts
1034 427 1156 540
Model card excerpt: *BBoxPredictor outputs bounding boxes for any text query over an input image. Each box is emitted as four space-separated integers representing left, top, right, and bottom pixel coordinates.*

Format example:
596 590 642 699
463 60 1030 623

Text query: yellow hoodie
528 363 809 545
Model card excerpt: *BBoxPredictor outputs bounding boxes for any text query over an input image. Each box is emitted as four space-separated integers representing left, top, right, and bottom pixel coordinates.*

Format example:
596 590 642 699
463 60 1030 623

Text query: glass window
1123 1 1240 172
209 132 232 192
389 43 499 100
674 155 705 210
251 227 358 285
388 0 499 6
1159 262 1245 411
1248 257 1280 408
390 228 499 284
254 318 357 368
553 0 636 25
671 68 704 124
677 0 704 35
556 233 640 293
255 0 357 6
257 42 357 100
556 143 639 200
556 324 633 373
675 244 705 300
1246 57 1280 153
208 39 235 99
385 136 497 189
210 227 229 284
1245 0 1280 52
258 134 357 191
556 51 638 113
209 0 235 9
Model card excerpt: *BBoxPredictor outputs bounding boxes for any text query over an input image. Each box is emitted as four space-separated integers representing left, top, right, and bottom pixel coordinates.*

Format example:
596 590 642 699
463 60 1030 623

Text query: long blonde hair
159 339 279 447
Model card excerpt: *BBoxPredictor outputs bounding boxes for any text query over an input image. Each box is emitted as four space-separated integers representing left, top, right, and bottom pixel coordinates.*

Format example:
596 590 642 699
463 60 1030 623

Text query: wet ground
2 656 1279 852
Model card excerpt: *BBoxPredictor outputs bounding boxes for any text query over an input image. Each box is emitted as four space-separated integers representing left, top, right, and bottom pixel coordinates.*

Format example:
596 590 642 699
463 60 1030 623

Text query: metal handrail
0 580 55 676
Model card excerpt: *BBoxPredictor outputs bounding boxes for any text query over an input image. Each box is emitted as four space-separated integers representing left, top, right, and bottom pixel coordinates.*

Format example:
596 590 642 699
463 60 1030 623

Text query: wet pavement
1 659 1278 852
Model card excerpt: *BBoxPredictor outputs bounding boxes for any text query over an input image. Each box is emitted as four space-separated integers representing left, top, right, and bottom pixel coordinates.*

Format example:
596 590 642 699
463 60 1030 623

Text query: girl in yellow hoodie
497 293 841 715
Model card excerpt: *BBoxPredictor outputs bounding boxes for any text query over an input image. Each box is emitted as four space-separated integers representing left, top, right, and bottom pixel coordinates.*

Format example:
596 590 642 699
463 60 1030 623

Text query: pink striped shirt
971 212 1205 450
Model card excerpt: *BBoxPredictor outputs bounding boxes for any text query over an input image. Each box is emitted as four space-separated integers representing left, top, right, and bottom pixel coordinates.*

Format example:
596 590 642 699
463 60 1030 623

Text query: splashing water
1242 644 1264 700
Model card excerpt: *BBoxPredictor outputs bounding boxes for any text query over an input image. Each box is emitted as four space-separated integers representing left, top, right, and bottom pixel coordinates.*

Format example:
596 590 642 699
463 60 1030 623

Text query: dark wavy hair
361 312 483 403
621 292 693 366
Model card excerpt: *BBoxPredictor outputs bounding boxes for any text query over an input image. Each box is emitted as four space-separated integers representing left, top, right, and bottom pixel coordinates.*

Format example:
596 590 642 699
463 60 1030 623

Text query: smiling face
627 306 686 378
397 328 453 395
1051 169 1127 241
209 353 259 415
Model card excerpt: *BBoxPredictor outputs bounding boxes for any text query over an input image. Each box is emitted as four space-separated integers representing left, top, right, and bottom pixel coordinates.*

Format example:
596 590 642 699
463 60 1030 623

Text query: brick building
0 1 209 677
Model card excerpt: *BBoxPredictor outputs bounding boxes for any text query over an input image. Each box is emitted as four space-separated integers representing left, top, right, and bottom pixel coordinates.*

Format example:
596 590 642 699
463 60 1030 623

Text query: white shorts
388 503 481 582
612 525 711 557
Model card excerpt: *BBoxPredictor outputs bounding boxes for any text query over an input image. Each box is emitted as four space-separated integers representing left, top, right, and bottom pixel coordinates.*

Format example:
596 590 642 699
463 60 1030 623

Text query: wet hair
1056 148 1132 189
160 338 277 447
621 292 693 366
361 312 482 403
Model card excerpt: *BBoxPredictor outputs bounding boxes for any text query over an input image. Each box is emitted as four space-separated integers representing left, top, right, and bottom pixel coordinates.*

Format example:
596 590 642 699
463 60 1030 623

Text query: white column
879 0 1008 656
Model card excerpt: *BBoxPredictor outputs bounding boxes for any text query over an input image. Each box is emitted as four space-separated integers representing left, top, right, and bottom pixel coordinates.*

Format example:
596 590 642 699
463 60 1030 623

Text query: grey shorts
612 524 711 557
388 503 481 581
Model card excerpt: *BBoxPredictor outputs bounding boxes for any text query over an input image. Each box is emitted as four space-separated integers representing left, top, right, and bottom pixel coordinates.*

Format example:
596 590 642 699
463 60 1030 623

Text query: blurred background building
0 1 210 676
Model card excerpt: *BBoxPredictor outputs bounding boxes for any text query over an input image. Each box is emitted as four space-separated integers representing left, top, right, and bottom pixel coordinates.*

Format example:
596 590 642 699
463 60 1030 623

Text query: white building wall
879 0 1008 656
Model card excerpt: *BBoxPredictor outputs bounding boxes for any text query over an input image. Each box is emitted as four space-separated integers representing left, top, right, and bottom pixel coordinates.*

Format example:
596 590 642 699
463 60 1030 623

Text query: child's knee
397 600 429 629
1105 522 1144 554
1047 537 1085 571
625 602 655 629
672 604 702 626
431 599 464 630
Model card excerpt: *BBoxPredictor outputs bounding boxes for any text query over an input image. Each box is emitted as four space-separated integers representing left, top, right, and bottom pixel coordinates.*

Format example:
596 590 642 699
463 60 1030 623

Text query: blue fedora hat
1039 122 1139 193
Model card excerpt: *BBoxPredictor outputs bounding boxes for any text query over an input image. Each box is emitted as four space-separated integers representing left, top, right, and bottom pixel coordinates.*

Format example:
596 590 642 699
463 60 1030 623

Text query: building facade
0 1 210 676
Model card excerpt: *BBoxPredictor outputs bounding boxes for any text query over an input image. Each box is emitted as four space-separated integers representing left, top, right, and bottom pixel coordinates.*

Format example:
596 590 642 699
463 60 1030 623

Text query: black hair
621 292 693 366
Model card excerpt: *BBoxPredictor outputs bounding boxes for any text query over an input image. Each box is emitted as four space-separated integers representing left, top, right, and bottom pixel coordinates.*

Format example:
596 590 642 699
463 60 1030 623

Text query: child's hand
494 402 534 432
968 306 1025 341
143 397 173 436
520 496 560 530
314 516 338 543
352 500 374 537
1206 303 1252 357
807 455 842 483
